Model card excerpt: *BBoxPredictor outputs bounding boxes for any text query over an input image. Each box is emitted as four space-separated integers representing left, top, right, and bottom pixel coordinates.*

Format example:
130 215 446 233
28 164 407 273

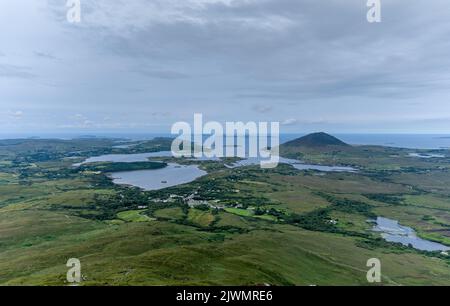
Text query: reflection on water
226 157 357 172
373 217 449 252
110 163 207 191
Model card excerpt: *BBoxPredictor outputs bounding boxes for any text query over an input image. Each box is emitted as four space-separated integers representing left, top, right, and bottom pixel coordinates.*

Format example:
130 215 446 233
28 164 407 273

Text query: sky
1 0 450 135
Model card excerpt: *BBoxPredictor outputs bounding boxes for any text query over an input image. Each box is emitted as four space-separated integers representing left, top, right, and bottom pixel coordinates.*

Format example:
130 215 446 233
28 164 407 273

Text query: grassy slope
1 138 450 285
1 210 449 285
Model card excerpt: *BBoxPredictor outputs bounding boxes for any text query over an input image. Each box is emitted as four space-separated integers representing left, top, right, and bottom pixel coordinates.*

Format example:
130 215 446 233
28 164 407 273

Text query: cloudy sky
1 0 450 135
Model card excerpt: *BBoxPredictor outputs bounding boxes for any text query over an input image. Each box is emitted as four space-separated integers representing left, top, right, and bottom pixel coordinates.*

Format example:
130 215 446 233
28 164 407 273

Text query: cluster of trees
364 193 404 206
78 161 167 173
18 167 75 180
70 188 151 221
284 209 338 233
315 192 376 218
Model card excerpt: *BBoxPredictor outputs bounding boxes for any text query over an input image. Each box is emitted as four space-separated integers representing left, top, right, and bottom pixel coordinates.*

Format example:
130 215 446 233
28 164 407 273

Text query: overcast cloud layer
1 0 450 134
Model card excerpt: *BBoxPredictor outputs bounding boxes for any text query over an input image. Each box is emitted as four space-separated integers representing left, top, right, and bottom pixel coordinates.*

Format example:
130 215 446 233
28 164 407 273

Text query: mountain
283 132 349 148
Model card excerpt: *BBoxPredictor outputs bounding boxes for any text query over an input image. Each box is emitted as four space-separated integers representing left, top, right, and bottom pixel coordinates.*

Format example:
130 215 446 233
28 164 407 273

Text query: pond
110 163 207 191
372 217 449 252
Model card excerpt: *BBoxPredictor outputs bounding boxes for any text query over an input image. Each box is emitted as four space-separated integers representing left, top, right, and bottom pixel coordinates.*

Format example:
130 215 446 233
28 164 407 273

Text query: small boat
161 180 168 184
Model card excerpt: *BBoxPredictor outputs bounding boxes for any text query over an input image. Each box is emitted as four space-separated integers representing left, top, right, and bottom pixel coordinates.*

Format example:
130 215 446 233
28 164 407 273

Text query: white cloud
281 118 298 126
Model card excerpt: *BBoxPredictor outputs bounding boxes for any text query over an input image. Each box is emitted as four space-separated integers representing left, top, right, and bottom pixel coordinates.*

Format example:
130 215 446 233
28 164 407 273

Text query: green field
117 210 154 222
0 137 449 285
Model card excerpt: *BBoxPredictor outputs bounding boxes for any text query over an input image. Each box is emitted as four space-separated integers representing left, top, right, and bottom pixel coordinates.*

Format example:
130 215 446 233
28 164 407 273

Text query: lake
74 149 357 190
227 157 357 172
110 163 207 191
372 217 449 252
75 151 357 173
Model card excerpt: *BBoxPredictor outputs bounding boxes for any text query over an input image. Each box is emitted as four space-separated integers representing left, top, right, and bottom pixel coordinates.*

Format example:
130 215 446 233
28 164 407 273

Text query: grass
153 207 185 221
1 217 450 285
224 208 278 222
267 188 330 214
187 209 215 227
0 173 17 185
224 208 253 217
1 138 450 285
117 210 153 222
330 211 373 235
214 211 253 229
403 194 450 211
391 171 450 196
418 232 450 246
